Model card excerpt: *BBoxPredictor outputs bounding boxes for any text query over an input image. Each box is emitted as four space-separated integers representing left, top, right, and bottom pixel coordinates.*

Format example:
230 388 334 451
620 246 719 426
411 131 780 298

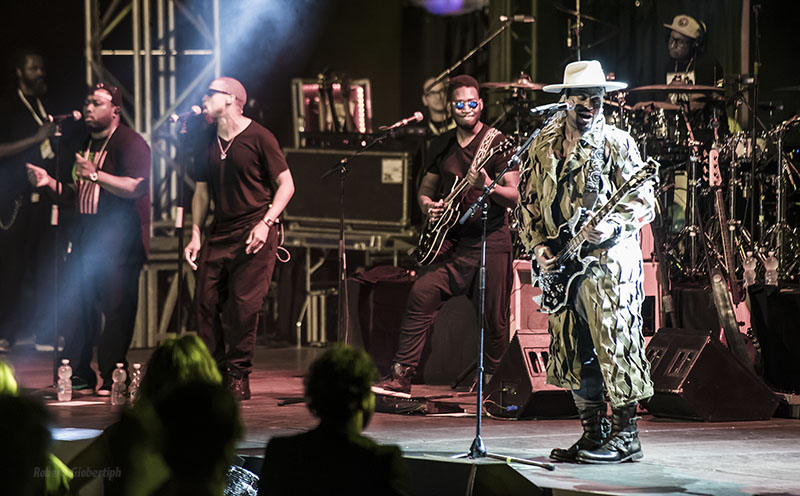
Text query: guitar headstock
633 158 659 188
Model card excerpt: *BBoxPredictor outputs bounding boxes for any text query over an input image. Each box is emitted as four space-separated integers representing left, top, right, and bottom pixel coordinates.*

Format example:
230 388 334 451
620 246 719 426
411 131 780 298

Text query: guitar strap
582 137 606 209
470 127 500 175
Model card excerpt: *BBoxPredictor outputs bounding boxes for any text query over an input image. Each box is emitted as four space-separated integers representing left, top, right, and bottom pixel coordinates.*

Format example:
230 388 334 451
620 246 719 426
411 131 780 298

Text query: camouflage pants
546 245 653 407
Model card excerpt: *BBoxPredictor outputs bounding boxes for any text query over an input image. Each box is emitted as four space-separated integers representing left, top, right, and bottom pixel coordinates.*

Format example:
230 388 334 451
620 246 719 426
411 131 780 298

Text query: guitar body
531 211 595 314
416 200 460 265
528 159 659 315
414 137 514 265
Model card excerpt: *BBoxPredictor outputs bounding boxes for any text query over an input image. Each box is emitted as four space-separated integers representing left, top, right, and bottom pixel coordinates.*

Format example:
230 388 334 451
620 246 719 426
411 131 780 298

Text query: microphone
530 101 575 114
169 105 202 123
499 15 535 23
379 111 423 131
48 110 82 122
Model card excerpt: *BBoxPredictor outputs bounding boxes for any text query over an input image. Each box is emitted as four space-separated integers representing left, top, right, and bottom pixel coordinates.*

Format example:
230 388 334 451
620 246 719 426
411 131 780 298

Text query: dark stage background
3 0 799 149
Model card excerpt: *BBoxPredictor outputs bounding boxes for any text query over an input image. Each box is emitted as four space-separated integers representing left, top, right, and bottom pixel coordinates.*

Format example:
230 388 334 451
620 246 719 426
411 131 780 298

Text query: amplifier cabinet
283 148 412 229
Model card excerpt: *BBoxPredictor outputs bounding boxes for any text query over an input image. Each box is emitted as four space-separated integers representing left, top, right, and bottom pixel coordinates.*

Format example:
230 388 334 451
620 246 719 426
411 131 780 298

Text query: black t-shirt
425 125 515 252
75 125 151 262
195 121 289 234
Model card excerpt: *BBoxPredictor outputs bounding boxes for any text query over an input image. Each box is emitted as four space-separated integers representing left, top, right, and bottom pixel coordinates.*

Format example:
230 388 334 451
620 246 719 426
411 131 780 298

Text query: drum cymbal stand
666 103 703 276
761 115 800 278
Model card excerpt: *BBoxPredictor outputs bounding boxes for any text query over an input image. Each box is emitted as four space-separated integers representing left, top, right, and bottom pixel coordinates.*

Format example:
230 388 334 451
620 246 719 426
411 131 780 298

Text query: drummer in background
664 14 723 87
421 77 455 137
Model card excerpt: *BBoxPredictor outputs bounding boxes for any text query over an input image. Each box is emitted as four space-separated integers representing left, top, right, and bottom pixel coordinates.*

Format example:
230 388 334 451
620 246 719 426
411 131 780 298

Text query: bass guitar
531 158 659 314
414 139 514 265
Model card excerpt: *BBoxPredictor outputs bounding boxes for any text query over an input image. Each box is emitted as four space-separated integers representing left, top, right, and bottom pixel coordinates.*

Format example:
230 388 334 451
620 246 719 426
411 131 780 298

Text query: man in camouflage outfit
517 61 656 464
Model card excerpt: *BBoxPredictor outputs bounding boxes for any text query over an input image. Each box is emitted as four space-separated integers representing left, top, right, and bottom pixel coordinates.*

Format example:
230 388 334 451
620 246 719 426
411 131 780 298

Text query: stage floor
5 344 800 496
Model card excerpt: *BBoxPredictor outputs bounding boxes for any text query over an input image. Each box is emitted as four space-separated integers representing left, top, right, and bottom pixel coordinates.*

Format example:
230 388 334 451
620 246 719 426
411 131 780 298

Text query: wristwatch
89 171 99 183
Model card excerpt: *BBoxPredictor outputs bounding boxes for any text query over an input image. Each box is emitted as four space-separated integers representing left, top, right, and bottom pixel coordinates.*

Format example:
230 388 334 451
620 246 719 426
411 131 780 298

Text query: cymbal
481 78 545 91
603 99 633 111
632 100 681 111
628 84 724 93
775 85 800 92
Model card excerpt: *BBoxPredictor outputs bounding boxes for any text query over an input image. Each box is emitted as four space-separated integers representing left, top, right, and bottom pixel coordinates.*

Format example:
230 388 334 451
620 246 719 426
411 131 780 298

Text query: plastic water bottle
764 251 779 286
57 359 72 402
128 363 142 404
111 363 127 406
743 251 757 287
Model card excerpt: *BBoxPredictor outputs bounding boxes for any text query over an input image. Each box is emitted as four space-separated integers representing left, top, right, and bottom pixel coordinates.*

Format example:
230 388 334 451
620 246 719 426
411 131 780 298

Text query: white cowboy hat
542 60 628 93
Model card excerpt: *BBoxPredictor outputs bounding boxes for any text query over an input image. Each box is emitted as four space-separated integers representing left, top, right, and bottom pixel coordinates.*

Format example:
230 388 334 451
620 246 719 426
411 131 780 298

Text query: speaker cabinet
283 148 412 229
510 260 549 336
645 328 779 421
404 456 543 496
485 330 576 419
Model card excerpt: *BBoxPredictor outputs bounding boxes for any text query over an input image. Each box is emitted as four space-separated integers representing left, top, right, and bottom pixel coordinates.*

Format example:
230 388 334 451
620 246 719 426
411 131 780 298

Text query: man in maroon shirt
185 77 294 400
373 75 519 396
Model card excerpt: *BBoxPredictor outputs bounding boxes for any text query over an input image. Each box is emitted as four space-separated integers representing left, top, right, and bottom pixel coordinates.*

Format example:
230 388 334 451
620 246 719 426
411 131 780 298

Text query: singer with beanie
185 77 294 401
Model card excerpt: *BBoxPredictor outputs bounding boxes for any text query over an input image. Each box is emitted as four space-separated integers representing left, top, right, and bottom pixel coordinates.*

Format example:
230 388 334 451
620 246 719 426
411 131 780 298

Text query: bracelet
261 218 275 228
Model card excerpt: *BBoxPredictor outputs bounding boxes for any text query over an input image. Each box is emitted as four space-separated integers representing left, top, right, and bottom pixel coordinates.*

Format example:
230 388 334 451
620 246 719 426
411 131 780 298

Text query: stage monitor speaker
283 148 412 229
645 328 779 421
404 456 543 496
485 330 576 419
510 260 549 336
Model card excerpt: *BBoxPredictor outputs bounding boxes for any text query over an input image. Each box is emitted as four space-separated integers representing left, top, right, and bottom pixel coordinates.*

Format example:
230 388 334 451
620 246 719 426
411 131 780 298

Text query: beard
22 75 47 97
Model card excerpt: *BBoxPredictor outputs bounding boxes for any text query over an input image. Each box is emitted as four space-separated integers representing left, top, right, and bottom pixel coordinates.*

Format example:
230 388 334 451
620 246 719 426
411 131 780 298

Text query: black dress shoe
228 374 251 401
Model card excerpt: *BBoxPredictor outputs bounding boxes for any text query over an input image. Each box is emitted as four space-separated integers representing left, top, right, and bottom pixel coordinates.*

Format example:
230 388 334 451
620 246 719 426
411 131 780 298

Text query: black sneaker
228 374 251 401
371 363 414 398
72 376 96 391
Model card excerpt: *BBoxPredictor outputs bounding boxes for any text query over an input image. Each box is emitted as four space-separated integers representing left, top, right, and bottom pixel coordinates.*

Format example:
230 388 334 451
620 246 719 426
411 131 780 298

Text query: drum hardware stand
761 115 800 279
666 103 704 276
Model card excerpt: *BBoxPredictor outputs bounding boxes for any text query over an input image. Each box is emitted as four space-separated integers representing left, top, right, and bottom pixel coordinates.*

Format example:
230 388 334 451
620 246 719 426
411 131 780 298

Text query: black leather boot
576 403 643 464
550 403 610 462
371 363 415 396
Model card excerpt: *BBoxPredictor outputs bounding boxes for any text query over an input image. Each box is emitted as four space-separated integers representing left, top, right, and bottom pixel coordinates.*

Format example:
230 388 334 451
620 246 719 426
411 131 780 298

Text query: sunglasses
205 88 231 97
453 100 479 110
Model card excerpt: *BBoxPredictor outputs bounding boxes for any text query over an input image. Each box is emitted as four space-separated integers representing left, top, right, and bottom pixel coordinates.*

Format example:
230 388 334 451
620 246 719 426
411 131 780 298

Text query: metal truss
84 0 220 224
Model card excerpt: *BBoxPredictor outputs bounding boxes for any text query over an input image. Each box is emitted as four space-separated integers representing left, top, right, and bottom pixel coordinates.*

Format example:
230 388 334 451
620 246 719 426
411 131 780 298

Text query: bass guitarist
517 61 657 464
372 75 518 396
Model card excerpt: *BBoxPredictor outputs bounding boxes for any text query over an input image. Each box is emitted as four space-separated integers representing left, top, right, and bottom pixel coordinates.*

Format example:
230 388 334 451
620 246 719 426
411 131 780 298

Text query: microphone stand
423 18 515 94
452 115 555 470
51 124 63 385
321 126 401 345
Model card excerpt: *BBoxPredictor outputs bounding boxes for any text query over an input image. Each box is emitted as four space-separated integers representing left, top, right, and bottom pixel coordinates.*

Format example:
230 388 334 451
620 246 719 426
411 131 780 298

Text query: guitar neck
557 162 656 261
439 141 509 205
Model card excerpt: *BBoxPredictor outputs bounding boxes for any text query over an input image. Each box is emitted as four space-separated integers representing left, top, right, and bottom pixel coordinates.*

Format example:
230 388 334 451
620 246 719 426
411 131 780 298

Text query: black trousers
195 224 279 376
394 247 512 374
61 251 143 387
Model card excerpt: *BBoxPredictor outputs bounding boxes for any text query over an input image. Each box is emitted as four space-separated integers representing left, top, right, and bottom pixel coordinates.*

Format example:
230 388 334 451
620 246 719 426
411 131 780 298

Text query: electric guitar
531 158 659 314
414 139 514 265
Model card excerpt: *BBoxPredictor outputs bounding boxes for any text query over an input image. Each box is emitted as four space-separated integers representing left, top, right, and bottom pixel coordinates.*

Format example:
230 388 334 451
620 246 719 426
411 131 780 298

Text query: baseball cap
664 14 703 40
91 82 122 106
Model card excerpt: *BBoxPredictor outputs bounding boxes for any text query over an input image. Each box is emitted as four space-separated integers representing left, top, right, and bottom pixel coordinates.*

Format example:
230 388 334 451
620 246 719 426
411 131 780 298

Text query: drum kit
485 75 800 284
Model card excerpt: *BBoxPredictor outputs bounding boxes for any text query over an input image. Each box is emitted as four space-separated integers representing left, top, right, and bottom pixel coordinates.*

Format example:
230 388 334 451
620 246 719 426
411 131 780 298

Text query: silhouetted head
155 381 243 479
305 345 378 428
136 335 222 409
0 394 51 495
0 360 18 395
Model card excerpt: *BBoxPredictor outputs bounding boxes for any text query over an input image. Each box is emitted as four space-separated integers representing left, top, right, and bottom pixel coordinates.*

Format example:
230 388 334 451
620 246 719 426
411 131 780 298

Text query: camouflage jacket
516 113 656 259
